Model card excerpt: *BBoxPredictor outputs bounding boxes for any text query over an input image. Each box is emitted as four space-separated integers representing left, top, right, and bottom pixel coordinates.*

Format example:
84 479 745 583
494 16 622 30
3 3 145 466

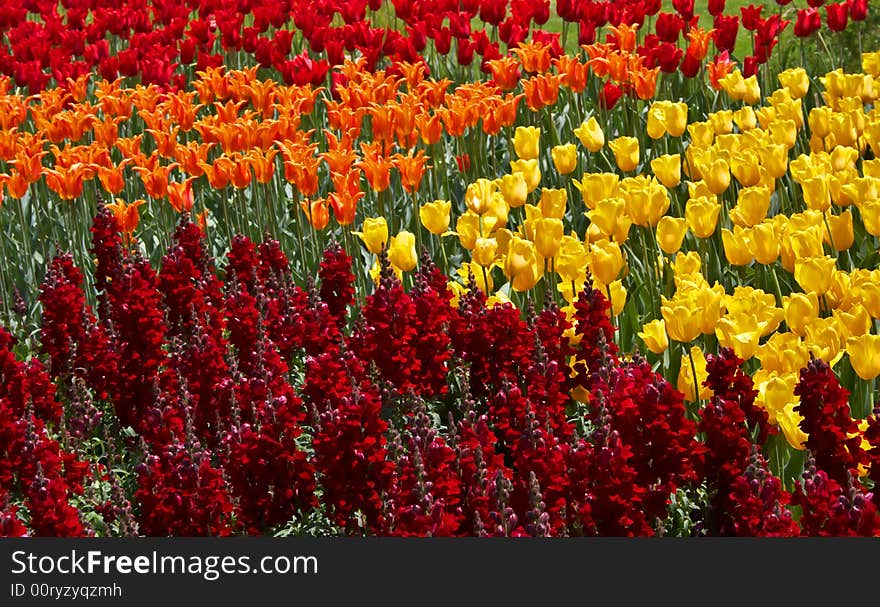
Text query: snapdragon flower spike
0 328 88 536
794 358 867 486
723 448 800 536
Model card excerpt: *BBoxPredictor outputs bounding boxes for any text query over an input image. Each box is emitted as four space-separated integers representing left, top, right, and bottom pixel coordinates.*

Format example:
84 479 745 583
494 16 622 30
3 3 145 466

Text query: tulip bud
473 237 499 267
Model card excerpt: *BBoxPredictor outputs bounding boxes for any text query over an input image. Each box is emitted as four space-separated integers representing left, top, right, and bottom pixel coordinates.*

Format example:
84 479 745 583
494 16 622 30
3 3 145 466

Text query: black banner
0 538 870 605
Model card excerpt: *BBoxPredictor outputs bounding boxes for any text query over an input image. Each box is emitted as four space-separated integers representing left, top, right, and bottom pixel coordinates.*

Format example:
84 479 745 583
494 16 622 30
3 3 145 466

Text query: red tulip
794 7 821 36
825 2 849 31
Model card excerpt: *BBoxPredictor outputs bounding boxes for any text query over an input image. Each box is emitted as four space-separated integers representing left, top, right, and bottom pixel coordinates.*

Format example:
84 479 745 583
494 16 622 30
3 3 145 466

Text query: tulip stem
687 345 701 406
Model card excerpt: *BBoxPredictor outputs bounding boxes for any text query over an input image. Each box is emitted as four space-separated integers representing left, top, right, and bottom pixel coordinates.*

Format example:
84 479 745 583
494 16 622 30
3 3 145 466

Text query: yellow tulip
809 106 832 138
465 178 498 215
638 318 669 354
743 74 761 104
678 346 712 401
830 145 859 171
587 197 631 243
754 371 797 426
534 217 564 259
498 172 528 208
730 186 770 227
572 172 619 209
700 157 731 195
510 158 541 192
647 104 667 139
551 144 578 175
720 69 747 101
777 403 808 450
589 239 624 286
760 144 789 179
608 136 639 172
651 154 681 189
834 304 871 338
606 279 627 316
687 121 715 148
472 237 499 267
778 67 809 99
824 210 854 250
555 235 589 283
672 251 702 277
420 200 452 235
661 297 702 344
573 116 604 152
757 332 810 375
731 150 761 187
355 216 389 254
733 106 757 131
708 110 733 135
388 231 417 272
695 283 726 335
685 196 721 238
853 272 880 318
721 227 753 266
804 316 844 365
715 313 762 360
859 200 880 236
794 256 838 295
769 119 798 149
746 221 780 265
458 262 492 293
801 175 831 212
456 212 482 250
504 236 543 291
846 334 880 380
620 177 669 227
656 216 688 255
539 188 567 219
665 102 688 137
513 125 541 160
783 292 820 336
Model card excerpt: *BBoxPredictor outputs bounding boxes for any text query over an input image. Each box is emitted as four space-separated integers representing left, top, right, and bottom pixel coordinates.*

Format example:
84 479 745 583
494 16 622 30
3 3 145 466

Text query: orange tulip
106 198 146 243
97 159 130 195
247 148 278 184
329 169 364 226
134 157 179 199
608 23 639 52
632 66 660 100
167 177 195 214
512 41 552 74
44 164 92 200
523 73 561 112
5 170 29 199
393 149 430 193
487 56 522 91
300 197 330 231
358 142 394 192
686 27 713 61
